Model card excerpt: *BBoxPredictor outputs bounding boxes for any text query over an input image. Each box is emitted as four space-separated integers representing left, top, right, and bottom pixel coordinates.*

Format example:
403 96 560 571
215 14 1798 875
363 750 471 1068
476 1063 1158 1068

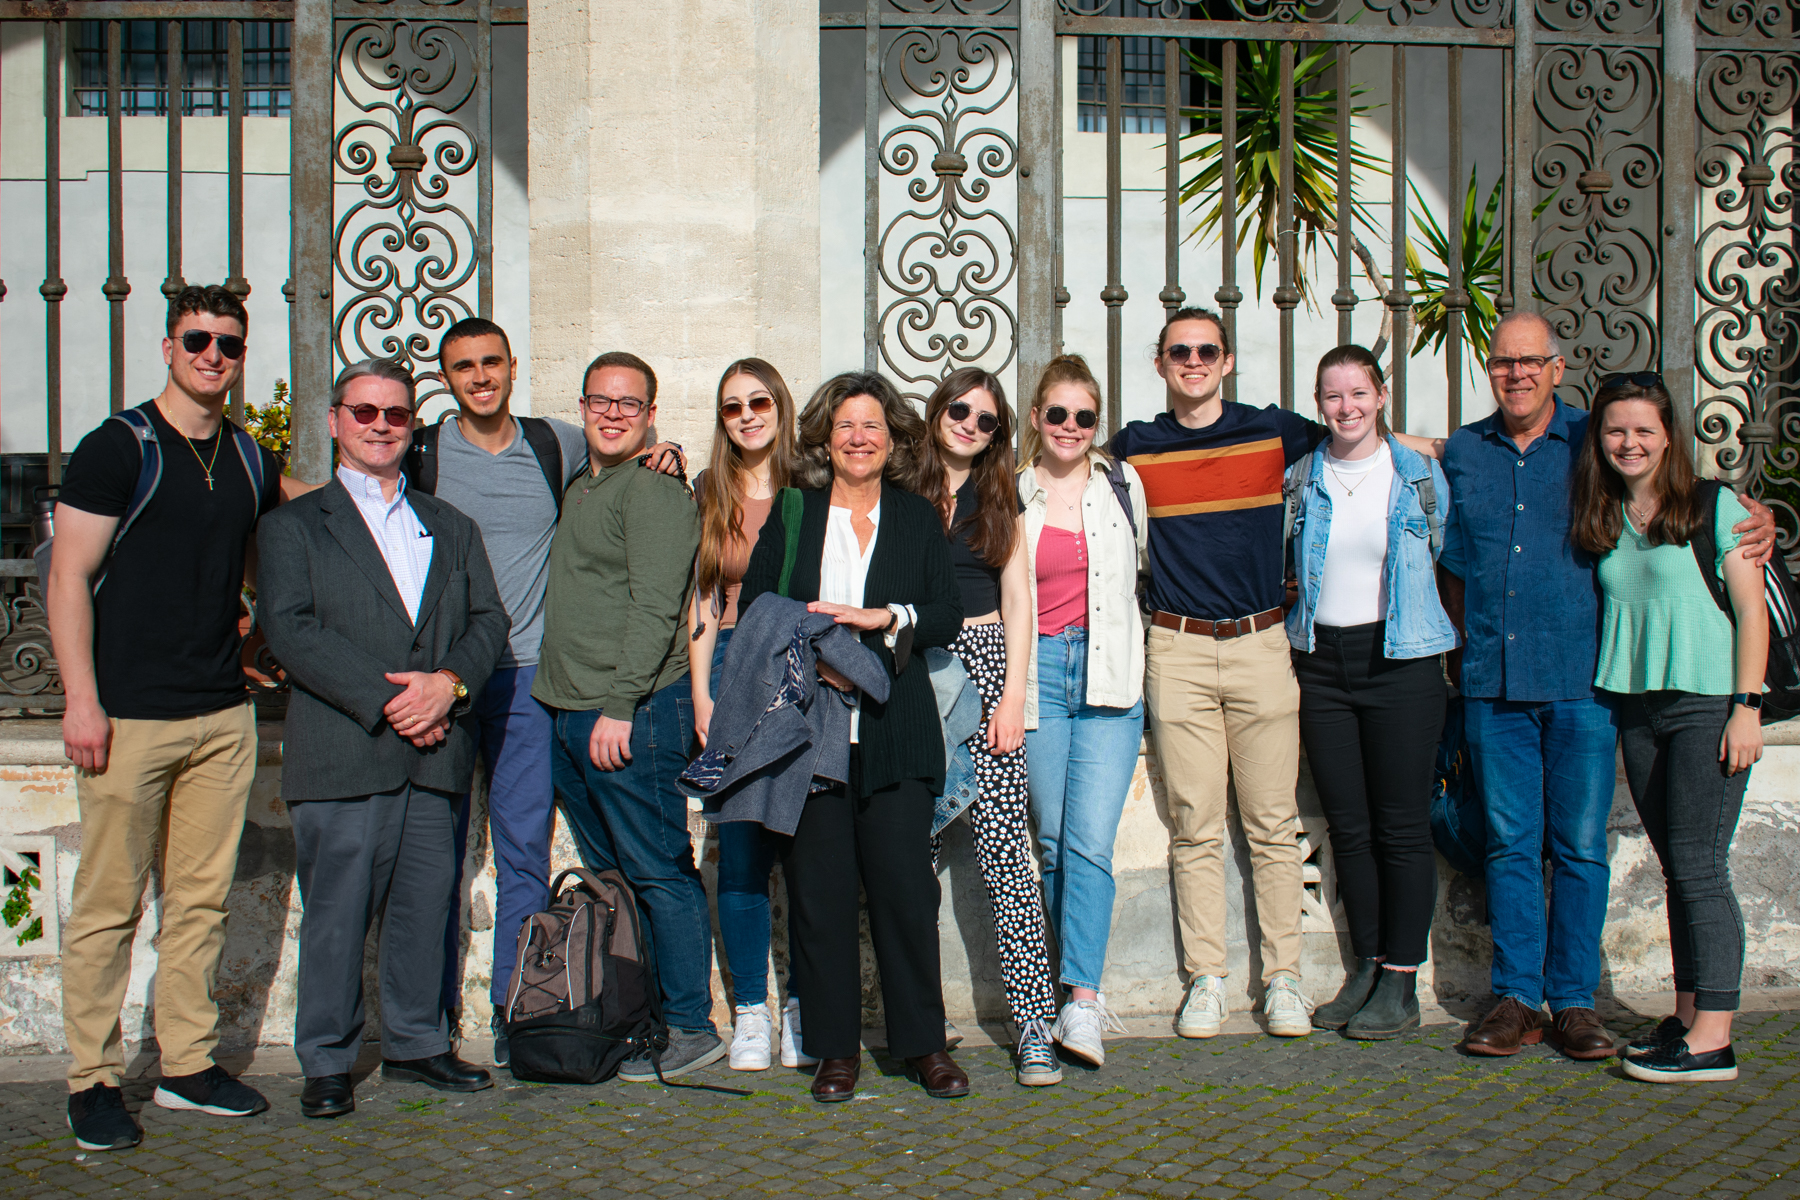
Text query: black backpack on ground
1689 481 1800 722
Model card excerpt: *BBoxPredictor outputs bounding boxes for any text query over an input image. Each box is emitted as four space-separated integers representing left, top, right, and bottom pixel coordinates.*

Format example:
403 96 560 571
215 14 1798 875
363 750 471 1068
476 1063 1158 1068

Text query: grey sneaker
1262 975 1314 1038
1015 1019 1063 1086
618 1028 727 1083
1176 975 1228 1038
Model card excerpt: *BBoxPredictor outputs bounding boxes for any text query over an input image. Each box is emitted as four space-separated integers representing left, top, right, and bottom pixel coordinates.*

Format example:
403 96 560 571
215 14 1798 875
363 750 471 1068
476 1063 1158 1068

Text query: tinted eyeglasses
1042 405 1099 430
946 399 1000 435
1597 372 1664 391
335 402 416 427
719 395 776 421
179 329 246 360
1163 342 1223 366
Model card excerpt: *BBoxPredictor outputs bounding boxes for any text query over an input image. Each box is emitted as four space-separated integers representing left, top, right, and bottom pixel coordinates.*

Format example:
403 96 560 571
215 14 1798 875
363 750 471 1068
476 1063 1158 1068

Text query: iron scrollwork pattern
1533 0 1660 34
1697 0 1800 37
333 16 481 373
0 584 59 705
1693 52 1800 554
877 6 1021 400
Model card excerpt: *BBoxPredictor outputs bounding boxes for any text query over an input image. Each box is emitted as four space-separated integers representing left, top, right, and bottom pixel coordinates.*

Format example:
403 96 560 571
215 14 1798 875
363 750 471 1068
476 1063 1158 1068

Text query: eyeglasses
1597 372 1664 391
179 329 246 360
582 394 647 417
1042 405 1099 430
1163 342 1224 366
335 402 416 427
719 396 776 421
1485 355 1560 375
946 400 1000 435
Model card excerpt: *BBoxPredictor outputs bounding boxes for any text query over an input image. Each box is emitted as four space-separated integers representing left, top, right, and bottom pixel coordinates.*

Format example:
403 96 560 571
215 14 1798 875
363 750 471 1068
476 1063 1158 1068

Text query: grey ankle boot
1311 959 1381 1030
1345 968 1420 1040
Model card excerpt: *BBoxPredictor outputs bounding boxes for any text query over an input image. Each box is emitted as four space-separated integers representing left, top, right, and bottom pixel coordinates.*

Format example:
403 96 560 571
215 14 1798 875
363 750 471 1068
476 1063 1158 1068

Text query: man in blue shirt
1439 311 1773 1058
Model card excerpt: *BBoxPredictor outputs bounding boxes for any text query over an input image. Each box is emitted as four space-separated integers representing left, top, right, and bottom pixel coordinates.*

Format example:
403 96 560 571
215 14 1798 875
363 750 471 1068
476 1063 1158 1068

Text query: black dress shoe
382 1052 494 1093
300 1075 355 1119
810 1056 860 1103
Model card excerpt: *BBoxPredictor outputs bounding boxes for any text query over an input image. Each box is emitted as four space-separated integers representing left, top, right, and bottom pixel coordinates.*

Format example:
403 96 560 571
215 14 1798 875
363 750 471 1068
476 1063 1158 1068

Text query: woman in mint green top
1572 376 1767 1087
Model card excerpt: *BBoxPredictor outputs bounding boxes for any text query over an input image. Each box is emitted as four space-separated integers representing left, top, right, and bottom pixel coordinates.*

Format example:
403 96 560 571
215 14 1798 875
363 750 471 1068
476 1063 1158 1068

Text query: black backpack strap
403 423 440 495
1690 480 1733 621
228 422 267 518
1104 457 1138 541
517 415 565 502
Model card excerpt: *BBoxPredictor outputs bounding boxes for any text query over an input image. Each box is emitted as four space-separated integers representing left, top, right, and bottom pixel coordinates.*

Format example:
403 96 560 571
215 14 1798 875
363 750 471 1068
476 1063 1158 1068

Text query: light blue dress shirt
337 464 433 624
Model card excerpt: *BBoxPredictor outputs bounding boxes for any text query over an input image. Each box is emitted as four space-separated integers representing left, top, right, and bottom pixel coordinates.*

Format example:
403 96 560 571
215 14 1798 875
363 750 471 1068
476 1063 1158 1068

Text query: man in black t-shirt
48 285 285 1151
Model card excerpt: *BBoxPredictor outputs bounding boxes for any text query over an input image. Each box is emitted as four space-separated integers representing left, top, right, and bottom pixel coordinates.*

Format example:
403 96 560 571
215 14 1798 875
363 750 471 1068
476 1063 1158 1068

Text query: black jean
780 768 947 1060
1616 690 1749 1011
1295 622 1446 966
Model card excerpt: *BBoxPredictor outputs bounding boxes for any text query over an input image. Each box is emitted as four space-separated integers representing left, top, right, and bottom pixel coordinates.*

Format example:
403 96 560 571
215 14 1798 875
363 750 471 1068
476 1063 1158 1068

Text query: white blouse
821 502 913 742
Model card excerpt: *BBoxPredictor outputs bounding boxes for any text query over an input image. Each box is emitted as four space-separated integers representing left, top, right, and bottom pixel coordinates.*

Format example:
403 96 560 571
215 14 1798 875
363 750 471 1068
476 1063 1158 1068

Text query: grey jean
1616 691 1749 1012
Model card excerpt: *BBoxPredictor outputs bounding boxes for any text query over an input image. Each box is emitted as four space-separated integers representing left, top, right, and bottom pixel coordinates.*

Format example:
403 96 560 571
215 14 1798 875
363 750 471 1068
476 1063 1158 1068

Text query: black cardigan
739 481 963 798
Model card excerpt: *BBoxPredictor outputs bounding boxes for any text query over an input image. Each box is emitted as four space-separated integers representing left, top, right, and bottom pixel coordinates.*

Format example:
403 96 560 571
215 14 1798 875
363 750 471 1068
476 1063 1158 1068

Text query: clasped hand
383 671 455 748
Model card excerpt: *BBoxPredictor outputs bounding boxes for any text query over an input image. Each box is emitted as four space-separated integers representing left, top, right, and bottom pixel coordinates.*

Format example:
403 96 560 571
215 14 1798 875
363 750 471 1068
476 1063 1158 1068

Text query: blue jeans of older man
549 682 716 1033
1465 695 1618 1013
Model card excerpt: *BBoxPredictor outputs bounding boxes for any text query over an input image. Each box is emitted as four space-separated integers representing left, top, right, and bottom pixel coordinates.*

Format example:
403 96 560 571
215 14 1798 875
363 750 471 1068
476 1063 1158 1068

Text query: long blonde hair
1019 354 1108 469
694 359 799 609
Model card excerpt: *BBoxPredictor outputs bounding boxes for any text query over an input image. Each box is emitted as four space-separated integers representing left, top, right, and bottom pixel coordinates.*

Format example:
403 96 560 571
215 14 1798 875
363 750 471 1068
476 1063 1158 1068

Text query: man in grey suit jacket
257 357 509 1118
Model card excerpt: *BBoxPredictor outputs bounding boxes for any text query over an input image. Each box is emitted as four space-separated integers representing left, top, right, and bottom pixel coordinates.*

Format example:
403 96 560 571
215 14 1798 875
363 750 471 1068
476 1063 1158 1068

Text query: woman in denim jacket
1285 345 1459 1039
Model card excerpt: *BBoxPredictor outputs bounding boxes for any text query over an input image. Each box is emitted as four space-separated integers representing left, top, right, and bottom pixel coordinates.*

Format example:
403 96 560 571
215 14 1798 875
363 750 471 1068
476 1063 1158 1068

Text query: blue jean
1026 628 1145 993
548 681 715 1032
1465 694 1618 1012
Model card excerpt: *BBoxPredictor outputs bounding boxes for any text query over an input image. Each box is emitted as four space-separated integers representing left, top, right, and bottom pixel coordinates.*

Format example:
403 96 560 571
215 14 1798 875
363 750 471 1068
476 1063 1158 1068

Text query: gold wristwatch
438 669 469 702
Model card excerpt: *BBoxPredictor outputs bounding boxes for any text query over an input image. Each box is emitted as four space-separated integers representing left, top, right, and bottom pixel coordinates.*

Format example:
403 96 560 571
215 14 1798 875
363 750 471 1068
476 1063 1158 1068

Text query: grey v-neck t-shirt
432 415 589 667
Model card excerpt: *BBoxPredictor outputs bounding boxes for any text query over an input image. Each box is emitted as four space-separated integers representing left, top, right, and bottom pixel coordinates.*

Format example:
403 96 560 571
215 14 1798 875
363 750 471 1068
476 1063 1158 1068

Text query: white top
821 502 912 742
1313 442 1394 629
337 464 434 624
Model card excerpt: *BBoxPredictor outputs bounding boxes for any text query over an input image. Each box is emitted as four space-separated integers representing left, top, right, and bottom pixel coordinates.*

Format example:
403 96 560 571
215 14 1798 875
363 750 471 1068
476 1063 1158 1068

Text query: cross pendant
204 474 214 491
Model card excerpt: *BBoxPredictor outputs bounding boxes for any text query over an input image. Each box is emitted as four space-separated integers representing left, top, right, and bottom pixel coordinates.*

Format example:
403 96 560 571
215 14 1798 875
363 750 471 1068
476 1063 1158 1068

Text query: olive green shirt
531 459 698 716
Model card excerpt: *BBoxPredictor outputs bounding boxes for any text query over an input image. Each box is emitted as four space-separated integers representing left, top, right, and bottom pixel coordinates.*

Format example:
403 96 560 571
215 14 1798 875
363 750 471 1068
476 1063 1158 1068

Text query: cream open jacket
1016 452 1150 729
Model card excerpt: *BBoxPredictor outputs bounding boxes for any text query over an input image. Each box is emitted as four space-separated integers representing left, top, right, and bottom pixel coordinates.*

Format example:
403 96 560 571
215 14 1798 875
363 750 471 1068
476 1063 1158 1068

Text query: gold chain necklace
162 401 224 490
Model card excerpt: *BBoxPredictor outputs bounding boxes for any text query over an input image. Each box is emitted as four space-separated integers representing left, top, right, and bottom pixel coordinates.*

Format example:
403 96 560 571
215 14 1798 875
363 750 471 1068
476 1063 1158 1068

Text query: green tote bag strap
776 487 805 598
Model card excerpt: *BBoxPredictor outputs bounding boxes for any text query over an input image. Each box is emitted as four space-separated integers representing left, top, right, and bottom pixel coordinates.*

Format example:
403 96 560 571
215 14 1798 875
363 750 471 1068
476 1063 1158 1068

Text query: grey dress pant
289 782 462 1076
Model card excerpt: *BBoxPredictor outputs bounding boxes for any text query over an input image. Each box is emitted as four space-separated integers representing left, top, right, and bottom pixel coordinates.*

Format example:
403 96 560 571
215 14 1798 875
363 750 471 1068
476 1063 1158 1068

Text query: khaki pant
1146 622 1303 984
62 702 258 1090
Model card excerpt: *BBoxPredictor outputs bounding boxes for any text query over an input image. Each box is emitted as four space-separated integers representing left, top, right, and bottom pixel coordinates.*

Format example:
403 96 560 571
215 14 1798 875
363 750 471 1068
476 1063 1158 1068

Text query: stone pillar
528 0 821 452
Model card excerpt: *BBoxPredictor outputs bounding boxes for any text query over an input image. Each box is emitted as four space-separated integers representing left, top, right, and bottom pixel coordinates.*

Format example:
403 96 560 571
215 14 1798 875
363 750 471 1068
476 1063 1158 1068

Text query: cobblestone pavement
5 1011 1798 1200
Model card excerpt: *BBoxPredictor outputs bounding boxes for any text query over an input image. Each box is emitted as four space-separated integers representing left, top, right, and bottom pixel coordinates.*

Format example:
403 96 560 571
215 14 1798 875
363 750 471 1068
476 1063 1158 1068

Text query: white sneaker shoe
780 996 818 1068
1053 994 1126 1067
1177 975 1228 1039
729 1004 773 1070
1262 975 1314 1038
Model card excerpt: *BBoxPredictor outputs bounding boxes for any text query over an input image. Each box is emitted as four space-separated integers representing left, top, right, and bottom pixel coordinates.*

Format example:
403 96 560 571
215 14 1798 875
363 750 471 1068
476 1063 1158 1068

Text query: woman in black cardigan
738 371 965 1103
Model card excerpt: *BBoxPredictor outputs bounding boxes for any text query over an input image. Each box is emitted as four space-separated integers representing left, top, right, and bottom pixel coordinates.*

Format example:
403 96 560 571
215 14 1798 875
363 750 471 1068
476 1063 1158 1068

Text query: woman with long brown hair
686 358 807 1073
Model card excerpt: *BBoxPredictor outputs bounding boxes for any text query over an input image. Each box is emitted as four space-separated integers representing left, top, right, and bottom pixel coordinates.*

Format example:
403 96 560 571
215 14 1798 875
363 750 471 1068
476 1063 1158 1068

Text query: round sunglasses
1162 342 1223 366
945 399 1000 434
179 329 246 360
719 395 776 421
334 401 416 427
1042 405 1098 429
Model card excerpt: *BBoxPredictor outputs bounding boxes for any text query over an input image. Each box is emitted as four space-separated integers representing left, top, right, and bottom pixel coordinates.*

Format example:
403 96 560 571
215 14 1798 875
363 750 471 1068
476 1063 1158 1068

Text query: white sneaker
1177 975 1228 1039
1053 994 1126 1067
729 1004 772 1070
780 996 818 1068
1262 975 1314 1038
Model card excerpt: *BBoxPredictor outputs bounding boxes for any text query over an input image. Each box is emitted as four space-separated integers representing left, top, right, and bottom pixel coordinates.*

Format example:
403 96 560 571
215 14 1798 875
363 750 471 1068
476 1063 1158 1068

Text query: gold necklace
163 401 223 490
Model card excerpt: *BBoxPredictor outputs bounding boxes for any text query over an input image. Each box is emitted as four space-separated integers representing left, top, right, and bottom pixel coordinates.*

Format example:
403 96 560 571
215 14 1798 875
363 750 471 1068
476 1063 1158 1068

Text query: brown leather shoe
907 1051 970 1098
1463 996 1545 1056
1546 1007 1615 1061
810 1056 860 1103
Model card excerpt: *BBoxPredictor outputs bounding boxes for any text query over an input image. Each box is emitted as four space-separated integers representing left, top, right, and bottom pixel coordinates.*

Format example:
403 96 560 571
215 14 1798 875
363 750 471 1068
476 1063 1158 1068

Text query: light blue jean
1026 627 1145 993
1465 694 1618 1012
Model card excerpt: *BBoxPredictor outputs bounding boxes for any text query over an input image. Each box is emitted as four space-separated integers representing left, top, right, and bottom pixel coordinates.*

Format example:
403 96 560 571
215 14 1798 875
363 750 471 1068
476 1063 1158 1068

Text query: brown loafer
1546 1007 1615 1061
906 1051 970 1099
810 1056 860 1103
1463 996 1545 1056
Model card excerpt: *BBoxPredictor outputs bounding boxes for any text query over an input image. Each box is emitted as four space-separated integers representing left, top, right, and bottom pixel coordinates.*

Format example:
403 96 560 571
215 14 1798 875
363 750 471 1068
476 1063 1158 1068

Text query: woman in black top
738 371 965 1103
912 368 1061 1087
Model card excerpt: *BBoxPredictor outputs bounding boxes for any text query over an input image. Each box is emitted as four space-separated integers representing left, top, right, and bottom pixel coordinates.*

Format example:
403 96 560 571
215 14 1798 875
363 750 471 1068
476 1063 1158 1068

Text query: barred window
72 20 291 117
1075 0 1233 135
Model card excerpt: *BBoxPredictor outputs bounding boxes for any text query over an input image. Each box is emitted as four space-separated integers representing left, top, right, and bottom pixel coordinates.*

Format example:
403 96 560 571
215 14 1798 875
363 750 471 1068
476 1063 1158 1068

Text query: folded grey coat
680 593 891 835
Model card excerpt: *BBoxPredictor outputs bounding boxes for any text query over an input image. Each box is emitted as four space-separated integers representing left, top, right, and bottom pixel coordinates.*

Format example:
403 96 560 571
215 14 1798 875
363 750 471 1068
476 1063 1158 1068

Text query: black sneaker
153 1065 271 1116
67 1083 141 1151
1619 1015 1687 1058
617 1029 726 1082
491 1010 510 1068
1622 1038 1738 1084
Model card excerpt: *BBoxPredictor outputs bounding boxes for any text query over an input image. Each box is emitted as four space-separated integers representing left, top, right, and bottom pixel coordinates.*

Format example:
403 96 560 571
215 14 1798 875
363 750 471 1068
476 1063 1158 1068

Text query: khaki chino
1146 622 1304 985
61 702 259 1090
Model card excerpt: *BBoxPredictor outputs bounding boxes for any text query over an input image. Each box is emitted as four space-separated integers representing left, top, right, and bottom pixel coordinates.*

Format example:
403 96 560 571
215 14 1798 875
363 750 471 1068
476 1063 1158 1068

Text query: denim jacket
927 647 981 834
1284 435 1461 660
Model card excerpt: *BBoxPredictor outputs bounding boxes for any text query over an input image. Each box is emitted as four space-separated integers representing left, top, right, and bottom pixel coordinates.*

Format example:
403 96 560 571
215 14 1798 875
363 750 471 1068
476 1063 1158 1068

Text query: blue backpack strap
228 424 267 517
109 407 162 549
1104 456 1138 541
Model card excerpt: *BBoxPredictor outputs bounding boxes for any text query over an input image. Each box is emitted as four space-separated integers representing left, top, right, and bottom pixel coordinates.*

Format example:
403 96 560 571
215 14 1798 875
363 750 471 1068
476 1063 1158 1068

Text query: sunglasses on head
1597 372 1664 391
946 399 1000 435
335 402 416 427
1042 405 1098 430
1163 342 1223 366
719 395 776 421
179 329 246 360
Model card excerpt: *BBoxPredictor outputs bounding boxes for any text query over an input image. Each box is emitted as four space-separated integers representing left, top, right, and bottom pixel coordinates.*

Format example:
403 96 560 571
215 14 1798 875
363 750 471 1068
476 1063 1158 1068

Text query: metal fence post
1660 0 1697 443
1018 0 1058 417
289 0 334 480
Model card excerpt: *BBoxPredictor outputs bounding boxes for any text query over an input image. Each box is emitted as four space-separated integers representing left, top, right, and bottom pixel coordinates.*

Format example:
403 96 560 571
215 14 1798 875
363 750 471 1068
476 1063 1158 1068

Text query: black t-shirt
949 478 1016 617
59 401 282 719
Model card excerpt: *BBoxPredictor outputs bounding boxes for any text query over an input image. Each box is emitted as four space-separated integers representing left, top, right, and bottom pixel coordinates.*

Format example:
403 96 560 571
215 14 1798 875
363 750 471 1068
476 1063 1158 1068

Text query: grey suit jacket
256 477 510 802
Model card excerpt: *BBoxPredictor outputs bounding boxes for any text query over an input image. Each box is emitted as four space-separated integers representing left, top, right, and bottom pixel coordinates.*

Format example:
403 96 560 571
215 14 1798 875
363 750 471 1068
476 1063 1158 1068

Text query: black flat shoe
1619 1015 1686 1059
382 1052 494 1092
1623 1038 1738 1084
299 1074 355 1119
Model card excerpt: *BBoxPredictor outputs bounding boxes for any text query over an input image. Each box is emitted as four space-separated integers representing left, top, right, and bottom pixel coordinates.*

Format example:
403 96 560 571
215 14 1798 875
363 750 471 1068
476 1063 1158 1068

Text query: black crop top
949 479 1013 617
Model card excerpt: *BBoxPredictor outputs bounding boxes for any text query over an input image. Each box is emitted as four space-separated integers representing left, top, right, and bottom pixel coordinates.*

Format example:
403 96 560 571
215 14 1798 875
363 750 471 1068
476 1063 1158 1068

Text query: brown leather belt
1151 607 1284 639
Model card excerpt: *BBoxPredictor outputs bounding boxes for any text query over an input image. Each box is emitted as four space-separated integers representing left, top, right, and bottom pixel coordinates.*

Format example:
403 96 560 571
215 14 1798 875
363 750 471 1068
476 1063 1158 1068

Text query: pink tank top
1036 525 1089 634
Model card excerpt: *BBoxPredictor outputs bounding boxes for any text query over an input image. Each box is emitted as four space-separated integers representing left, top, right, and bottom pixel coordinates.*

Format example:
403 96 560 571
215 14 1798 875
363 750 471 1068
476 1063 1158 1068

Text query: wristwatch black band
1731 692 1763 711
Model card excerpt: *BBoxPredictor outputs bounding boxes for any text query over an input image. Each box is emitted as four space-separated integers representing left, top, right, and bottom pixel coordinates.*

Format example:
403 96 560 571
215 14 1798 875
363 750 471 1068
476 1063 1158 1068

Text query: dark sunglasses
946 399 1000 435
179 329 246 360
719 396 776 421
335 401 416 427
1043 405 1099 430
1163 342 1223 366
1597 372 1664 391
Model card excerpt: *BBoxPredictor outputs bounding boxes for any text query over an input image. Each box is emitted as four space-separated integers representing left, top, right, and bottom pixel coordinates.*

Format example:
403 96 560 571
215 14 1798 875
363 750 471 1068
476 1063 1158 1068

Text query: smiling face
937 386 999 465
442 332 515 420
719 371 778 455
329 374 415 478
582 364 656 467
1599 398 1670 490
1317 363 1387 453
828 394 890 486
1033 382 1100 467
1155 317 1234 406
163 311 246 404
1487 317 1565 430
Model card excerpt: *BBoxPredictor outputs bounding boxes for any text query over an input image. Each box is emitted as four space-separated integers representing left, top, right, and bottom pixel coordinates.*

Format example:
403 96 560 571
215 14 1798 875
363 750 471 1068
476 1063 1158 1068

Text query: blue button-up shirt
1438 396 1600 702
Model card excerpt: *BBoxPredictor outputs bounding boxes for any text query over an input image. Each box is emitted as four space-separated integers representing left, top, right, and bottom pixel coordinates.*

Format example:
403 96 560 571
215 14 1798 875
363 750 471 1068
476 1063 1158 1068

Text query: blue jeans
548 681 715 1033
1465 695 1618 1012
1026 628 1145 993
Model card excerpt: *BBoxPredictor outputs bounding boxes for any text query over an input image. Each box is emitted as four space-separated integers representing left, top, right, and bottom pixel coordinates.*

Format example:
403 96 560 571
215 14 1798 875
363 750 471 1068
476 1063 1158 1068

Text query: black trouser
1295 622 1445 967
780 769 946 1060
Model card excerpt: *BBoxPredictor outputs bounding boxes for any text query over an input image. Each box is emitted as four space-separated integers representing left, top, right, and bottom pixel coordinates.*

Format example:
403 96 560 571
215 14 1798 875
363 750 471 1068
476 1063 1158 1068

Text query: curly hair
793 371 926 490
